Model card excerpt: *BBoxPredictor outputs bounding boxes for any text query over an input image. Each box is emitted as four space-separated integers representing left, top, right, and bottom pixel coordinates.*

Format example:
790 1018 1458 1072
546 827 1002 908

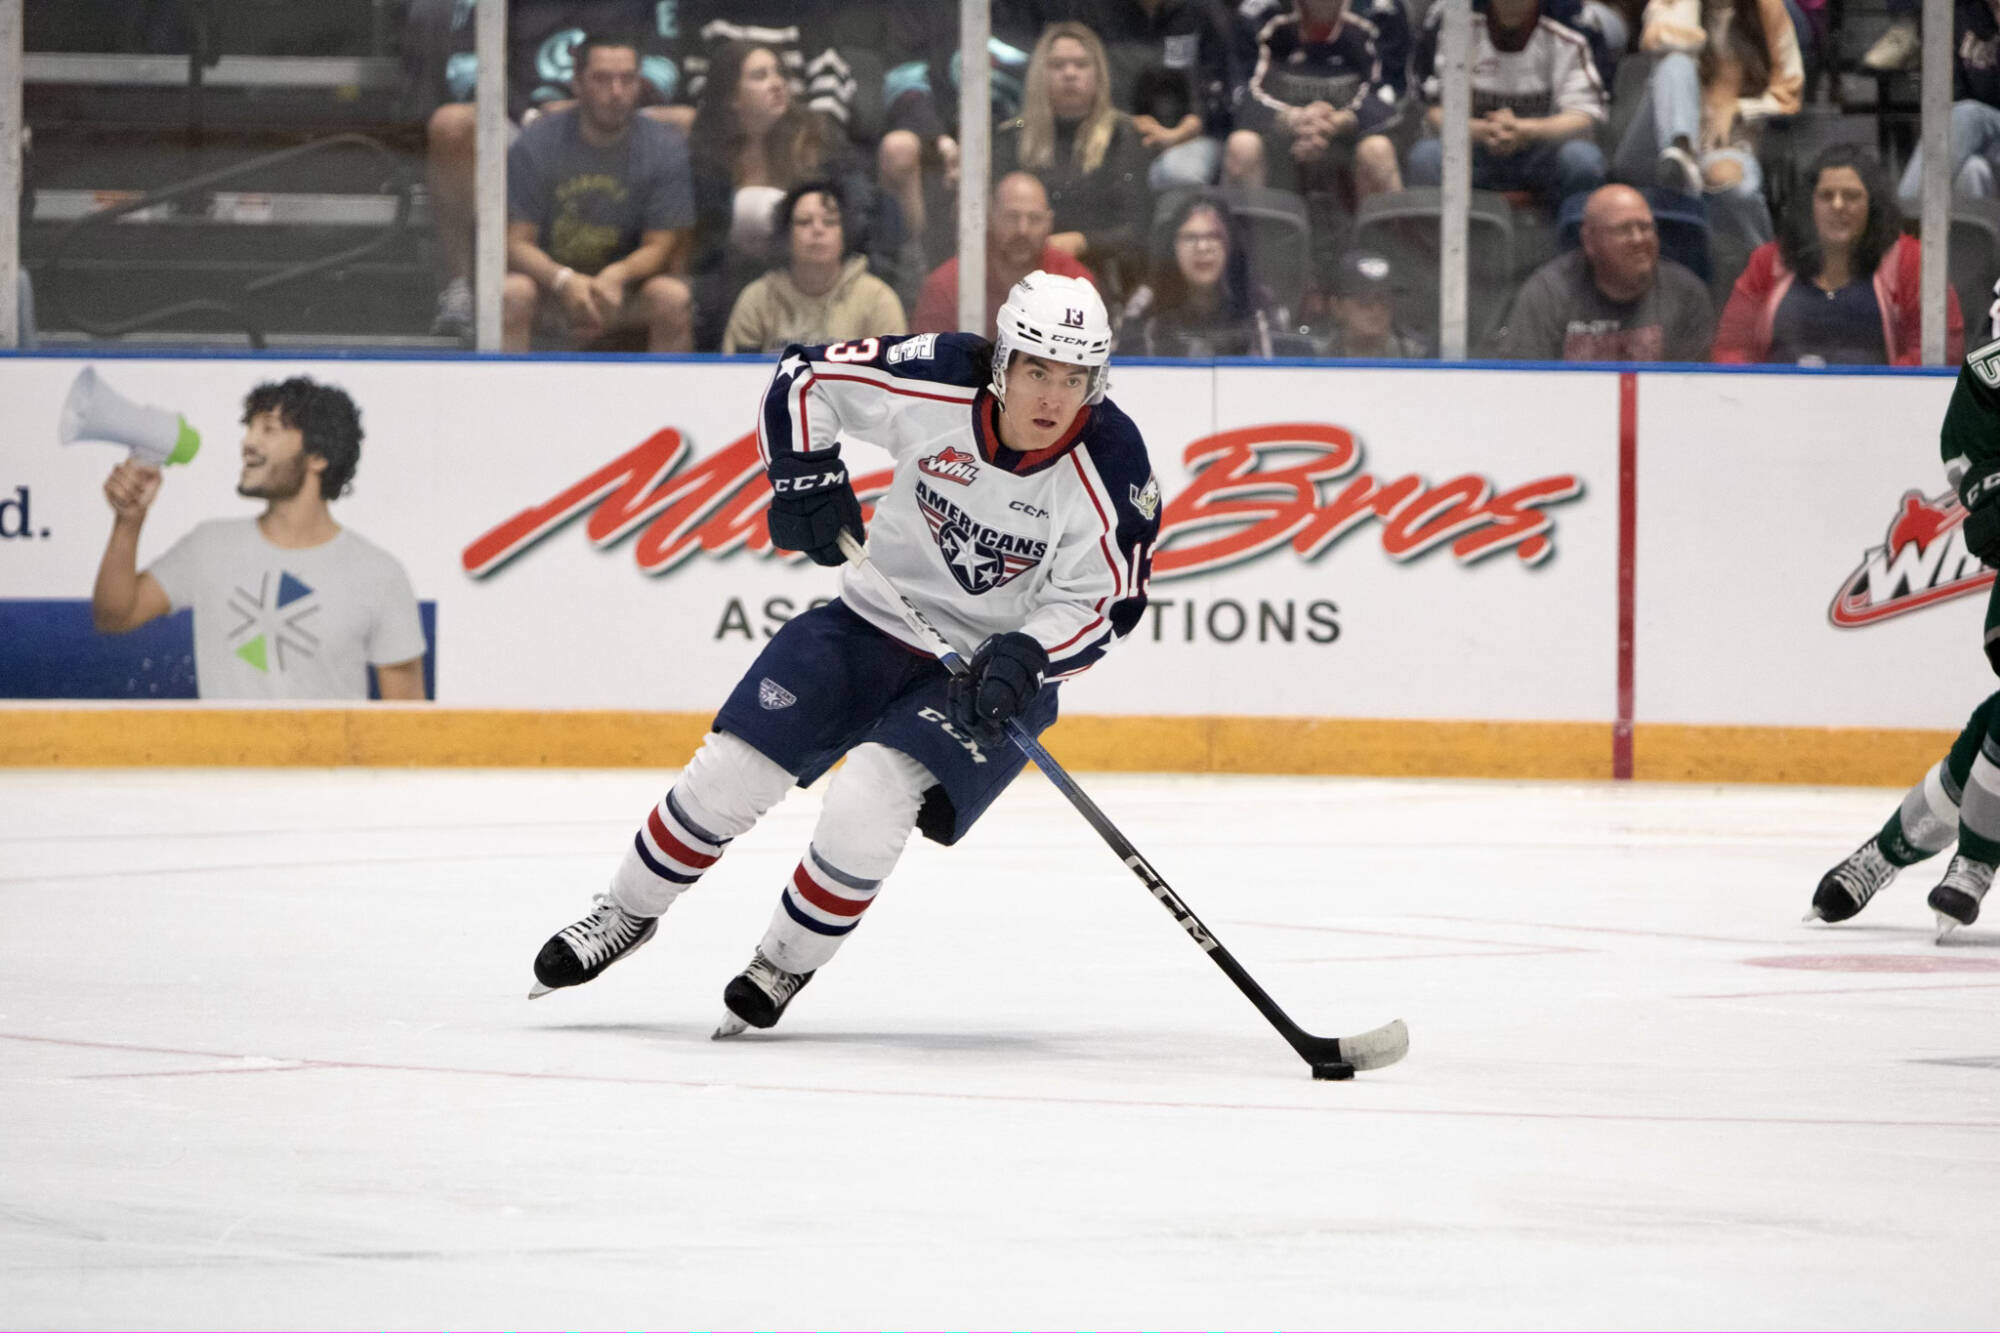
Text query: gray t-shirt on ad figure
147 518 426 700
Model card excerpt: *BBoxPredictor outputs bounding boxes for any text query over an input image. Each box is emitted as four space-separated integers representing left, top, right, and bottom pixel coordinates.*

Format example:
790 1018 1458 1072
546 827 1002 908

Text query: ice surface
2 768 1996 1328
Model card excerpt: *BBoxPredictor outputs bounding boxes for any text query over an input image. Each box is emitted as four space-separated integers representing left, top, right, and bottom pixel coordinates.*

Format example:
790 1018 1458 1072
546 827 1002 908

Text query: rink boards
0 353 1981 782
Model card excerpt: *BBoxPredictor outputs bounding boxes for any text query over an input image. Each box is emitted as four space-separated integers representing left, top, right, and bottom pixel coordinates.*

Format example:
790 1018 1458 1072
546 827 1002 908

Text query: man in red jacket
911 172 1097 338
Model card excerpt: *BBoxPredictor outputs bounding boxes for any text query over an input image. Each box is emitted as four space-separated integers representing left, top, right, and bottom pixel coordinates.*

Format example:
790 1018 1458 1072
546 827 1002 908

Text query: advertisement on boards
0 355 1607 721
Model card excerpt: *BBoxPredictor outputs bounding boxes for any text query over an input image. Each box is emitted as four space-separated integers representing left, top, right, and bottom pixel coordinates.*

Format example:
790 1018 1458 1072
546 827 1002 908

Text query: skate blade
1936 911 1964 942
1801 908 1825 923
527 981 554 999
712 1012 750 1040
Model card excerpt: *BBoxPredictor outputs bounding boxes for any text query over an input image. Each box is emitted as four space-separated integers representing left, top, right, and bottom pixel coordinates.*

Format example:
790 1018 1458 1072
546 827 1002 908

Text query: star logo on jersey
225 570 321 673
919 446 980 486
777 352 808 382
757 676 797 710
915 481 1048 595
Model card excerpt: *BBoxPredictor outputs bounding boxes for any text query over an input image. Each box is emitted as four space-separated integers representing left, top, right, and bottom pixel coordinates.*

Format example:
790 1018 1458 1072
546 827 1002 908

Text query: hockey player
1810 338 2000 939
528 272 1161 1031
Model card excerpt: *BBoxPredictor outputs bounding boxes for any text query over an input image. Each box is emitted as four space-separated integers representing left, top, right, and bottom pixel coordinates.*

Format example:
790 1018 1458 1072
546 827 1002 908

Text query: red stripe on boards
1614 372 1637 781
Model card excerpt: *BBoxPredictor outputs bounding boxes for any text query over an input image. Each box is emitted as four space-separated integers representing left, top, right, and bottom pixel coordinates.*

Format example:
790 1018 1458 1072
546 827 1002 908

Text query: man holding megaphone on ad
79 370 428 700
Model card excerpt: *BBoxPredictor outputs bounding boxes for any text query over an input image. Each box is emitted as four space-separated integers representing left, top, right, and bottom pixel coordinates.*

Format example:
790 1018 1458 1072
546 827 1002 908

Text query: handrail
45 133 414 348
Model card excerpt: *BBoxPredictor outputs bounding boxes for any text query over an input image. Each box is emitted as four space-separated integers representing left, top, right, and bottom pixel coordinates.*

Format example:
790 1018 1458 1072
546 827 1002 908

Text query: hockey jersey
1942 337 2000 513
758 332 1161 681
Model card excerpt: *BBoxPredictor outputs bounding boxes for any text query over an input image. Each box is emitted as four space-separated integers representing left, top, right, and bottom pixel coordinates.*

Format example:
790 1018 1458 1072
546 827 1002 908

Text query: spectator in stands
1116 193 1289 354
687 41 899 350
1895 0 2000 213
721 180 907 353
1611 0 1799 253
1234 0 1414 103
403 0 676 341
1046 0 1244 190
1409 0 1608 214
1501 184 1714 359
911 172 1099 337
1714 145 1964 365
1227 0 1405 210
1315 248 1431 357
993 23 1155 300
502 33 695 352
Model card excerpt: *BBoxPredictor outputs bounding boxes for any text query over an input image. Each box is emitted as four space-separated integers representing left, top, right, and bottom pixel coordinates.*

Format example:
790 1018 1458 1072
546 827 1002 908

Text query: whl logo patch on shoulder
758 677 798 710
920 446 980 486
1830 488 1995 627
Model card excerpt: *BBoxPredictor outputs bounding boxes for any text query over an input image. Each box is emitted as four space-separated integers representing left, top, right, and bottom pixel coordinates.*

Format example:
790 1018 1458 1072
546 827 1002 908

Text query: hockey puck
1311 1061 1356 1081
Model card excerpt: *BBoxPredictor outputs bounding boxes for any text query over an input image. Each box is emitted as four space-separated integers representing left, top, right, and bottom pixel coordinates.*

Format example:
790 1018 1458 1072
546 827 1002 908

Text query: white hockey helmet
991 270 1113 405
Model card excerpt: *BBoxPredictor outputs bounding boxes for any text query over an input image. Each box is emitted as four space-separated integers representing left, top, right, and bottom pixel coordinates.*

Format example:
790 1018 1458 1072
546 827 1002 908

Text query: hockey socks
759 847 885 975
607 731 796 918
1876 760 1962 866
752 742 927 977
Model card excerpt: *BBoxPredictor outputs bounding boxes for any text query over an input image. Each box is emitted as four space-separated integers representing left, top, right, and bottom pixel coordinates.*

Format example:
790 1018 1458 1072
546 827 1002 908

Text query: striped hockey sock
758 846 884 975
609 787 729 917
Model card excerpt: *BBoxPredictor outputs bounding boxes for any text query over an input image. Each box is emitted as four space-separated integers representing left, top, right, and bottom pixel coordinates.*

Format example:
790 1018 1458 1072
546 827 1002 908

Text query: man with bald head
1500 184 1713 362
910 171 1098 338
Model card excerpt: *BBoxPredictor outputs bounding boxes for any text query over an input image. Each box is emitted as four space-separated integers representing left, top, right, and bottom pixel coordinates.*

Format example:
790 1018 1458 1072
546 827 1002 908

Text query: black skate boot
712 950 815 1037
1807 838 1901 923
529 894 658 998
1927 855 1993 939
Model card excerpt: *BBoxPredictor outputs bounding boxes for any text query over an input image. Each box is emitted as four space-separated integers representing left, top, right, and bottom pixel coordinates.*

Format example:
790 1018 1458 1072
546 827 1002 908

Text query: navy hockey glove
947 632 1048 745
767 454 863 567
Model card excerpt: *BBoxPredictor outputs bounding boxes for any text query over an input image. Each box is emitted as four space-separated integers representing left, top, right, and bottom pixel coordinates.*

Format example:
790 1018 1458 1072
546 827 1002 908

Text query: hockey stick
837 531 1409 1079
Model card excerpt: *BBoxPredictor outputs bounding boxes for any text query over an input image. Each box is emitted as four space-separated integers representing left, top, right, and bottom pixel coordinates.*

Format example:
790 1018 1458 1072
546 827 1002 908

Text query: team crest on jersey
1130 475 1161 520
916 480 1049 594
887 334 938 364
758 677 798 710
919 446 981 486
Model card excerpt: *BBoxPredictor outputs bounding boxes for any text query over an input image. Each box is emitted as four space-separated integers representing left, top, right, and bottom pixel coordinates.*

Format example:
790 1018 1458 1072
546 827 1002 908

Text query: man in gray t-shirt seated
505 30 697 352
92 378 428 702
1500 184 1714 363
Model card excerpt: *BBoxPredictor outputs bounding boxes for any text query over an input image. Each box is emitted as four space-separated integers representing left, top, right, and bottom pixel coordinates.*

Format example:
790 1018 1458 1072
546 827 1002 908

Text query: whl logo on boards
460 424 1584 581
1829 489 1995 628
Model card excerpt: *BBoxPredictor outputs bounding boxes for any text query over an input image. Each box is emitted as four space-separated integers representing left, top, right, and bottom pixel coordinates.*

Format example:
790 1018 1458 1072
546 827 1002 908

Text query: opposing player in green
1809 339 2000 939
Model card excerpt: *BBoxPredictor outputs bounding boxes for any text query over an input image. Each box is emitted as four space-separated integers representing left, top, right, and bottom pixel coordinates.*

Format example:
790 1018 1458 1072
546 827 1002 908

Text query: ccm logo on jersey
919 446 980 486
1009 500 1049 518
770 467 845 493
918 706 989 763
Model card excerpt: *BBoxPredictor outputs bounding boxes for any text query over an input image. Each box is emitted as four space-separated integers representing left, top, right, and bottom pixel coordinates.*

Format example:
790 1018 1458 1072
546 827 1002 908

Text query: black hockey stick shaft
836 533 1407 1075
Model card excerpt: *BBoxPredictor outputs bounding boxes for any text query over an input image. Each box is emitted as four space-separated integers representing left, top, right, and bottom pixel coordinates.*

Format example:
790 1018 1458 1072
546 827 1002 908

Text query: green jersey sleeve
1942 339 2000 511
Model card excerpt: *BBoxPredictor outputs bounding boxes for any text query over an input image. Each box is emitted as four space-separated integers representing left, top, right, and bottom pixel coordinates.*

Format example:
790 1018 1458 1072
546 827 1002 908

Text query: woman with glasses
1116 194 1286 357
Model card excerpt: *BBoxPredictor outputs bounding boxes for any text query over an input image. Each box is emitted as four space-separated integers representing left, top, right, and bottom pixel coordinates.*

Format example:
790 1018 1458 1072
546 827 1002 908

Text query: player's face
575 47 641 135
236 409 320 502
789 193 843 268
1045 39 1096 120
734 48 791 131
1174 207 1229 290
1813 167 1870 254
999 353 1091 453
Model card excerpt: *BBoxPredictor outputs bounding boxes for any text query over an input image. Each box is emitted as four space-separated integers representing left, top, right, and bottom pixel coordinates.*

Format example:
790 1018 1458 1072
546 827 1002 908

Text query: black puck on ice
1311 1061 1356 1081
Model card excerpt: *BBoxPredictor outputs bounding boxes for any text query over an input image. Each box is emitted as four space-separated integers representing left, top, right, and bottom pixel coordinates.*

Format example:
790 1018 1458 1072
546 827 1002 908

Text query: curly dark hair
1779 144 1901 285
767 177 867 270
241 377 363 501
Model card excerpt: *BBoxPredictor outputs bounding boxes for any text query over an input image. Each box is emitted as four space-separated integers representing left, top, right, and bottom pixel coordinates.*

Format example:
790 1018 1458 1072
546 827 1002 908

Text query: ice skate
1806 838 1901 923
529 894 658 998
1927 855 1993 940
711 950 815 1037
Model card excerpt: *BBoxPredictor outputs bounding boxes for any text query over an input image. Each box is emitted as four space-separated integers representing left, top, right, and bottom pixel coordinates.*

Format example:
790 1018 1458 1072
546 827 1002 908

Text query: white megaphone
58 366 201 469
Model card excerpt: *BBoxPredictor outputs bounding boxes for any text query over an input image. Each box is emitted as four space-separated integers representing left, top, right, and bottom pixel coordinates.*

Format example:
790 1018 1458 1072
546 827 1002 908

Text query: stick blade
1339 1018 1410 1072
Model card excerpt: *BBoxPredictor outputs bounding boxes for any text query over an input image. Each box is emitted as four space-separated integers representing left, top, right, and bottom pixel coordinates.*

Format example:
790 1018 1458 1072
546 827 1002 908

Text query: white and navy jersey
758 332 1160 681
